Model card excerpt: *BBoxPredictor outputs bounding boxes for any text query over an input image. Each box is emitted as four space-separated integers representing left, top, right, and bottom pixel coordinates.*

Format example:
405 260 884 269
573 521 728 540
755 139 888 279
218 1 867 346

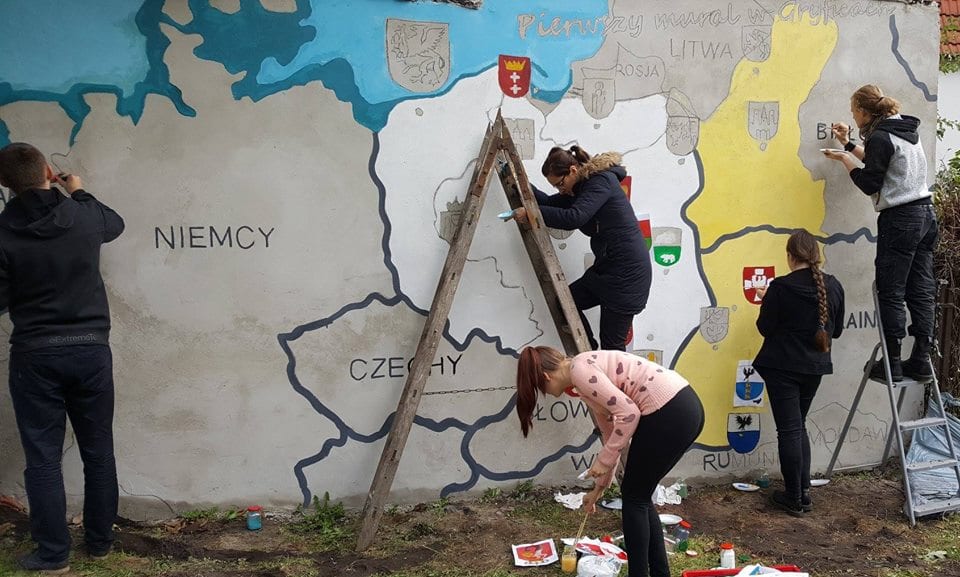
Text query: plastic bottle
246 505 263 531
673 520 691 552
720 542 736 569
676 477 688 498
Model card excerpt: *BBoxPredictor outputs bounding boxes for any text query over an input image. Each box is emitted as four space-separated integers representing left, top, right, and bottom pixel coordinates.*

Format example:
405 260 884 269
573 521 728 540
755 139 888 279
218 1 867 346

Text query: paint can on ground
246 505 263 531
719 542 736 569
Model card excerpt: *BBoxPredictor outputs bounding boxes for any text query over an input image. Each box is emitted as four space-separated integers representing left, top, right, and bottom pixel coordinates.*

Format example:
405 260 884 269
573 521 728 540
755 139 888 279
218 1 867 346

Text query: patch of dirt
167 569 289 577
0 500 30 535
664 466 960 575
2 473 959 576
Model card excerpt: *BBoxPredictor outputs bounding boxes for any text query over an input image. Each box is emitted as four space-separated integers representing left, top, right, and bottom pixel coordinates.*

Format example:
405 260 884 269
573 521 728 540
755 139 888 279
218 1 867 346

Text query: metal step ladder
826 282 960 524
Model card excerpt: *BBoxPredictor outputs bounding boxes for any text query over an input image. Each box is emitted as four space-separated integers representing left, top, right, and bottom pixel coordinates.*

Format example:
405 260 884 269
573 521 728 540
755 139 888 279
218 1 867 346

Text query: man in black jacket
0 142 124 573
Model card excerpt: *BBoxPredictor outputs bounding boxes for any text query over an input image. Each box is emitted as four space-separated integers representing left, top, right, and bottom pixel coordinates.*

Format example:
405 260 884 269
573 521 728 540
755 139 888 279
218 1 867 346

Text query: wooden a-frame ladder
356 110 595 551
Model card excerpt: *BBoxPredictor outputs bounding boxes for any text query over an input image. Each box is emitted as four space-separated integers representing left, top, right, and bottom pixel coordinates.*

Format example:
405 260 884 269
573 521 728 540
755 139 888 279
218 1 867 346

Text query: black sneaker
769 490 805 517
16 552 70 574
800 490 813 513
901 357 934 381
867 358 902 382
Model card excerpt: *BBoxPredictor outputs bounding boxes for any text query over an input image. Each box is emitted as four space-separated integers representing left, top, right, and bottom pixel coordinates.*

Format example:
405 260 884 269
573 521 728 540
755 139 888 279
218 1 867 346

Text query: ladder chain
422 385 515 396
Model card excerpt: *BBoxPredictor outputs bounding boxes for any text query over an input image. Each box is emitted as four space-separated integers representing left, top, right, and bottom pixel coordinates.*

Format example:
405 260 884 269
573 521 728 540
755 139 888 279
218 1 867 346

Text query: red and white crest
743 266 775 304
498 55 531 98
620 175 632 199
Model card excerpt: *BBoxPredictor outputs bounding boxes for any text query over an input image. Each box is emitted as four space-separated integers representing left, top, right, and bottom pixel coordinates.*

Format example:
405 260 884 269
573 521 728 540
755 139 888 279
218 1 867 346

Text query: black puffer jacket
533 152 651 314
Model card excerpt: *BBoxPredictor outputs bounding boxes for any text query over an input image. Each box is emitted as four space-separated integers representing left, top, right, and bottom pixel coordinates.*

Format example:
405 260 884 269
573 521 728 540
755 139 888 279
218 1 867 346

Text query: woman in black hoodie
754 230 844 517
824 85 937 382
513 146 651 351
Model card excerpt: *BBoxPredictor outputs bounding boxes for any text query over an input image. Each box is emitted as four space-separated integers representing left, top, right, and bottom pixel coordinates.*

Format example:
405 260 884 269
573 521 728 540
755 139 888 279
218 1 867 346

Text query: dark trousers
8 345 118 563
875 204 939 344
757 366 821 500
620 386 704 577
569 276 634 351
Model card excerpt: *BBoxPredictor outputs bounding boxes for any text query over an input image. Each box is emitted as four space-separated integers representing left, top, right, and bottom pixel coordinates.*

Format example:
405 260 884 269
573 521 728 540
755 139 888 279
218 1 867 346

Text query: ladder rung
906 459 959 473
900 417 947 431
913 496 960 517
867 375 926 388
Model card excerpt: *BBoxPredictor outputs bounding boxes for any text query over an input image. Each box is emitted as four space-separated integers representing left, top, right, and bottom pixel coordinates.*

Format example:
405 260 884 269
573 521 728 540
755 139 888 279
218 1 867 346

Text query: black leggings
620 386 704 577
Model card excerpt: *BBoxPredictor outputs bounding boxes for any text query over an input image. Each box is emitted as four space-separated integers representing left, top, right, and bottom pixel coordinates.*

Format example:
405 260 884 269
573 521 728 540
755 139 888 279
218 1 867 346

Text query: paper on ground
734 564 808 576
554 491 587 510
653 482 682 506
511 538 558 567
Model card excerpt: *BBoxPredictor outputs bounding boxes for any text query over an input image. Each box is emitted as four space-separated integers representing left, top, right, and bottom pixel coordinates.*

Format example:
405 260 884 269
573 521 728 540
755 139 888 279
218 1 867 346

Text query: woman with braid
754 230 845 516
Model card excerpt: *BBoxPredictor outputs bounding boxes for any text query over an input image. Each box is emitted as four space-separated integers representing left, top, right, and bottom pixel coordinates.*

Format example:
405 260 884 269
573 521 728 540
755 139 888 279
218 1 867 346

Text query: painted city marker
498 55 531 98
743 266 774 304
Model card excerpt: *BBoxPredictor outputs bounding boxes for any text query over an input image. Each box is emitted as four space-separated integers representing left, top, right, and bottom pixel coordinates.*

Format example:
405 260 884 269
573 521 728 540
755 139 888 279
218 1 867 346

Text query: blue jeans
757 367 821 500
8 345 118 563
875 204 939 343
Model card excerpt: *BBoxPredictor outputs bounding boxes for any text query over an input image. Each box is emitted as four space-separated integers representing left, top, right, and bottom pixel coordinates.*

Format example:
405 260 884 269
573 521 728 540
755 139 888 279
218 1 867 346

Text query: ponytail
569 145 591 164
851 85 901 139
516 346 566 437
541 145 591 178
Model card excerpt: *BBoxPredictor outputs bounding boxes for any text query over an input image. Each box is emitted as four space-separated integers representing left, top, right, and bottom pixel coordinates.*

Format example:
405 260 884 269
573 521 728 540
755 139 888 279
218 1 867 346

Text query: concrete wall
940 72 960 164
0 0 940 517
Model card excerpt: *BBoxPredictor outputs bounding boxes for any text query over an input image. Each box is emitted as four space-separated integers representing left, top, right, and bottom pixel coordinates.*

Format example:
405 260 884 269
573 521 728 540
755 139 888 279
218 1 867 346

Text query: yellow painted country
678 233 794 447
686 6 838 248
677 8 837 448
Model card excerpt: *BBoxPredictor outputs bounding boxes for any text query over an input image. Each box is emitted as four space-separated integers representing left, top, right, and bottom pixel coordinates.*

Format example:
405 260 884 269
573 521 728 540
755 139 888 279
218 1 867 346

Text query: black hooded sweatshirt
0 188 124 351
753 268 845 375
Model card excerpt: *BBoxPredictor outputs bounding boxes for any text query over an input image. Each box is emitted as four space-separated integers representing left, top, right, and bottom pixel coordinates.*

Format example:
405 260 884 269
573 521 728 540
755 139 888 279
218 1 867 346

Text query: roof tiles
945 1 960 56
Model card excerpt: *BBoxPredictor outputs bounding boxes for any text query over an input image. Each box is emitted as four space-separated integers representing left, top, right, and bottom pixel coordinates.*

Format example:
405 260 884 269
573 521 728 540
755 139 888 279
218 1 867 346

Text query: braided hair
787 230 831 353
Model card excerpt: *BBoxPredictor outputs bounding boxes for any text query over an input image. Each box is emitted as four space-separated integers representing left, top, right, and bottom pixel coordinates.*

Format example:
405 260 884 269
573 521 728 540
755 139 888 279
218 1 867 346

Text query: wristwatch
843 141 857 152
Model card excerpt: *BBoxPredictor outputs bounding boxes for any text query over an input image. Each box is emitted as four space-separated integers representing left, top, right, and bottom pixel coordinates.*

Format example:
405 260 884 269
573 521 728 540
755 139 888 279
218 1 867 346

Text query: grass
430 496 451 515
510 480 535 502
285 491 354 552
384 569 517 577
480 487 502 503
178 506 219 521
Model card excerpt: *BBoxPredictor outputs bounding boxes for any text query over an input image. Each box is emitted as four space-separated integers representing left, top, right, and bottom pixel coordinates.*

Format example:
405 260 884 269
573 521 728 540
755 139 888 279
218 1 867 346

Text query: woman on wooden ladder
512 146 651 351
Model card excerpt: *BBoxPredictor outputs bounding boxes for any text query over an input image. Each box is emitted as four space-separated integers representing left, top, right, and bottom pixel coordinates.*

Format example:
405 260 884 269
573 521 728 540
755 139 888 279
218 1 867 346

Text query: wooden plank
496 112 629 479
355 125 502 551
495 113 591 355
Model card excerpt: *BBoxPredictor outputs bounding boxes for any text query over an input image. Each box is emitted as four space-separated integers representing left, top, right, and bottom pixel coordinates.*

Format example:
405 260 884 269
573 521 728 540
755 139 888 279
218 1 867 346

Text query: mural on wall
0 0 940 512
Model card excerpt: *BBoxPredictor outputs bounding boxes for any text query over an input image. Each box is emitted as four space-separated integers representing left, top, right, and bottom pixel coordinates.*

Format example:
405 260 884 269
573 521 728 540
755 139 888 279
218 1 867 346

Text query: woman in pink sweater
516 346 704 577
